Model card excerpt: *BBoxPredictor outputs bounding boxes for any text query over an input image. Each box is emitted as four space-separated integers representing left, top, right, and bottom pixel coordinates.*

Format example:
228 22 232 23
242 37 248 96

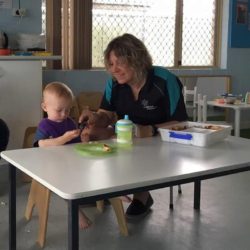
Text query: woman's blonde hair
43 82 74 102
104 33 152 83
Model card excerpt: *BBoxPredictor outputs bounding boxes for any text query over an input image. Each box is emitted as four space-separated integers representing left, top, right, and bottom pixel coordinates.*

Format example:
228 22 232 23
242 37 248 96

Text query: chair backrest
183 86 197 107
70 97 80 123
197 94 207 122
76 91 103 112
183 86 198 121
22 127 37 183
69 91 103 123
23 127 37 148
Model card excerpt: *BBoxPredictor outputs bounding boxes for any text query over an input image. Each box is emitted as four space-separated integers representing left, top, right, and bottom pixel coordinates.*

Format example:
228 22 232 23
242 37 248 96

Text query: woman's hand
134 125 154 138
81 126 115 142
78 109 99 126
134 121 180 138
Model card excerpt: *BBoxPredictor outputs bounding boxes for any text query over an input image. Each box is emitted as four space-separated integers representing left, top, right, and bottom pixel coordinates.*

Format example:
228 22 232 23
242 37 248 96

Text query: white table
207 101 250 137
2 136 250 250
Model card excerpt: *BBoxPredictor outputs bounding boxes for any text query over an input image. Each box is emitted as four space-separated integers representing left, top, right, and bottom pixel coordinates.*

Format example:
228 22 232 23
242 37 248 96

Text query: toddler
34 81 91 229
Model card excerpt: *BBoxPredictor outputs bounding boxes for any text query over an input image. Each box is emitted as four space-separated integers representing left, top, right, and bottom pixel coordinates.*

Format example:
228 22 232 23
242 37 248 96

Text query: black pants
0 118 9 153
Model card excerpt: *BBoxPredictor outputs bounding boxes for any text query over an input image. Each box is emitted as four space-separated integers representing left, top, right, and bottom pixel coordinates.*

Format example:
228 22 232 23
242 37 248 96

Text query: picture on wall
236 2 248 24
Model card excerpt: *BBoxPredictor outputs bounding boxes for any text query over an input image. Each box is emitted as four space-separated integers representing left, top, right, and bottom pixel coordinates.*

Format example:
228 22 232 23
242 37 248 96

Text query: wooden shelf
0 55 62 61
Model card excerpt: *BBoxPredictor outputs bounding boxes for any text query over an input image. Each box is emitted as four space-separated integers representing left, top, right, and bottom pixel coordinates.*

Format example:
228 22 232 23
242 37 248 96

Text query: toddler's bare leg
119 195 132 203
79 209 92 229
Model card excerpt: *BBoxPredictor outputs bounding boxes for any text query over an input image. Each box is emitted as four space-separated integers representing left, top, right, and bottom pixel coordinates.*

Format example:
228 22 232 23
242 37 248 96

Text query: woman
79 33 188 218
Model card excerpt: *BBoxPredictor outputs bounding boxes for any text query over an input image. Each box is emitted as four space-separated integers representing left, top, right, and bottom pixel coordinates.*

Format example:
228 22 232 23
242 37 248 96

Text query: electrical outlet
12 8 26 17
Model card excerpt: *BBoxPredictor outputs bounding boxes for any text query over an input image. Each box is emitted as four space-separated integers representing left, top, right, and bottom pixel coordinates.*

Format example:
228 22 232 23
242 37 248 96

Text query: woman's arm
135 121 180 138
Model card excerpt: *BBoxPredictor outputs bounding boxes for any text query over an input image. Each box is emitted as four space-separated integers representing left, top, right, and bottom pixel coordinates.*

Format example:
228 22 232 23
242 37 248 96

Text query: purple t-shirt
34 117 81 146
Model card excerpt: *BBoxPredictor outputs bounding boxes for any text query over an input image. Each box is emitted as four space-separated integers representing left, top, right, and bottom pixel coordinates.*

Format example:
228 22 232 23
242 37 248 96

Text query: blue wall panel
229 0 250 48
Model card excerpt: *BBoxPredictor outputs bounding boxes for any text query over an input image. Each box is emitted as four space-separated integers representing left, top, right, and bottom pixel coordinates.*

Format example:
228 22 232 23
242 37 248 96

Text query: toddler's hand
63 129 80 142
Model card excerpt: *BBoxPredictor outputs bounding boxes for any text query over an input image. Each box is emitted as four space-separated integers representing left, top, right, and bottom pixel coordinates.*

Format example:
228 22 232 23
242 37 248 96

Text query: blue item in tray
14 51 33 56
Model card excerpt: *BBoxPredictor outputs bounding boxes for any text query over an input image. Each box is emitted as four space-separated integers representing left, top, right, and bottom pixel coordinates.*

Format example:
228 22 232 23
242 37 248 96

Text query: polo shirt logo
141 99 157 110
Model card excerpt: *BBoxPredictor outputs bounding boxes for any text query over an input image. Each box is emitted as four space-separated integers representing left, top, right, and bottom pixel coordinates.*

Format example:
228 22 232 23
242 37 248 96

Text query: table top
2 136 250 200
207 101 250 110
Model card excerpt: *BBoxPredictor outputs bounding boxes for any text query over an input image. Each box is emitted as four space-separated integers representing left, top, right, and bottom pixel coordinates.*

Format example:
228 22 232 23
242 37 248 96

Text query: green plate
75 143 117 157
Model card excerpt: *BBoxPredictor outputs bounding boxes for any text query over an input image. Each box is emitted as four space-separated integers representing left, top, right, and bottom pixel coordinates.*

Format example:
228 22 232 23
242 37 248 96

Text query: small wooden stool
25 182 128 247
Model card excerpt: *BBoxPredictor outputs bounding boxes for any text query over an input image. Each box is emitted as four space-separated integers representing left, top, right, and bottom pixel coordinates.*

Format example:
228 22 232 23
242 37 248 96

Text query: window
41 0 46 35
92 0 219 68
44 0 220 69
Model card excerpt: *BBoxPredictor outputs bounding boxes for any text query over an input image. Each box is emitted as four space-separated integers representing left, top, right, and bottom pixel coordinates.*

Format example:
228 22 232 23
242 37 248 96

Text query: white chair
197 94 207 122
169 94 230 210
168 86 198 209
197 94 232 127
169 185 182 209
183 86 197 121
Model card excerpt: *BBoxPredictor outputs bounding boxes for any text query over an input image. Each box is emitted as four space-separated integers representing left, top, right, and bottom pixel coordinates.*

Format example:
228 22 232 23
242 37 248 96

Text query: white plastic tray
159 122 232 147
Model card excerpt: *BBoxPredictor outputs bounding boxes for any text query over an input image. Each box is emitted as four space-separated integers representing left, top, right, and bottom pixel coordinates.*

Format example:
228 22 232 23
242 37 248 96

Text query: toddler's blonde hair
43 82 74 102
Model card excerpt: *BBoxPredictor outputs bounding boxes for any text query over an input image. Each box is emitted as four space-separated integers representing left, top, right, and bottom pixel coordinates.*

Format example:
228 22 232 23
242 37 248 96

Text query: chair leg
37 187 51 248
24 179 51 248
21 173 32 183
178 184 182 194
109 198 128 236
24 179 37 220
193 108 196 121
169 186 174 209
96 200 105 213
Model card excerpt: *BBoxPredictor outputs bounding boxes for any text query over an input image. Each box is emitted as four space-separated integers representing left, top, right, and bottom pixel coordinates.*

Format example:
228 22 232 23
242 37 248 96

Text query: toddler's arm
38 129 80 147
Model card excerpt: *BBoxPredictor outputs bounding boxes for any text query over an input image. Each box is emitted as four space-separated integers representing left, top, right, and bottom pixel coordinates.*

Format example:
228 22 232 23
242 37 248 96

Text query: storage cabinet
0 56 61 150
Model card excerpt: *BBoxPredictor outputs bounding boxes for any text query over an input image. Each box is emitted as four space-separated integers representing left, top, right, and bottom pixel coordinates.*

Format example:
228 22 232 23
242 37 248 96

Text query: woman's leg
126 191 154 217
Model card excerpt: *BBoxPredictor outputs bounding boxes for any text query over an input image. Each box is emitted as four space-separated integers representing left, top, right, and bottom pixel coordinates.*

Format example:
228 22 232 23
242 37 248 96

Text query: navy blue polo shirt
100 66 188 125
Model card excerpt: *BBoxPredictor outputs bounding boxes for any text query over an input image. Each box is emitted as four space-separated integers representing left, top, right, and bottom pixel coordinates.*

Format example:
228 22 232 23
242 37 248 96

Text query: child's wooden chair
25 184 128 247
23 112 128 248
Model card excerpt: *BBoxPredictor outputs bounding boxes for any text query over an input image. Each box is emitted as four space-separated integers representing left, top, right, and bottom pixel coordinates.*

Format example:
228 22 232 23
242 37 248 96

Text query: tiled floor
1 165 250 250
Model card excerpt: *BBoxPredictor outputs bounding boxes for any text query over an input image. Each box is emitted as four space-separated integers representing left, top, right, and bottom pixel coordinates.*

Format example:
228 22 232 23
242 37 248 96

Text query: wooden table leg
9 164 16 250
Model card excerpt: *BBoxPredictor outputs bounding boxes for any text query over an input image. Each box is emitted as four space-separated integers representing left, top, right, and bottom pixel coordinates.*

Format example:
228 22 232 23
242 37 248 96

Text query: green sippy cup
116 115 133 145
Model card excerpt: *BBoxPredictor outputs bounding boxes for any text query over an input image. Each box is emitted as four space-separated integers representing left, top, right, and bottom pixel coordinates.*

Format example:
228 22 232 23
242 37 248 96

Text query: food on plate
75 143 116 156
103 144 111 152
